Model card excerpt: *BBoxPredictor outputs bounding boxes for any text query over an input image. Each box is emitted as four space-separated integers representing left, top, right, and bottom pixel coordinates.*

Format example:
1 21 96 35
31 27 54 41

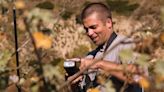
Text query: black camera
64 60 79 79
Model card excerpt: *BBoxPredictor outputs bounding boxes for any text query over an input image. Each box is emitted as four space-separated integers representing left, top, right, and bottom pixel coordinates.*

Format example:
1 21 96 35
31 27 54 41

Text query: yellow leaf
30 77 39 83
14 0 25 9
33 32 52 49
160 32 164 43
139 77 150 89
155 75 164 83
87 88 100 92
97 75 106 85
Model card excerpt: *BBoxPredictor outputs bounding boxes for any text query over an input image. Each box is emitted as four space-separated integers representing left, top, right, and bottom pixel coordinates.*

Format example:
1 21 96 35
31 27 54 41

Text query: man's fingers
72 76 83 84
79 63 85 70
66 58 81 62
67 75 83 84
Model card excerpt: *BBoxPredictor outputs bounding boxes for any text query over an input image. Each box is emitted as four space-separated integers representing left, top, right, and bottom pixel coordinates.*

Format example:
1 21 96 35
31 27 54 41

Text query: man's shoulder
116 34 133 42
114 34 134 47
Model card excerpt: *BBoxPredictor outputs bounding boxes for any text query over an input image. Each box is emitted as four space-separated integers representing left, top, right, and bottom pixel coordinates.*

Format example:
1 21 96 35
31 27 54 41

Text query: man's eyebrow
83 24 97 31
88 25 97 29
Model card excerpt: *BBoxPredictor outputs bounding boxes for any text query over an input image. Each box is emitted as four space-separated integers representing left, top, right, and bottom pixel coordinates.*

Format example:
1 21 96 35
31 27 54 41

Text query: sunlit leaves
14 0 26 9
119 49 133 64
0 50 11 72
90 75 115 92
43 64 63 80
155 75 164 89
119 49 150 67
160 32 164 43
36 1 54 10
139 76 150 89
33 32 52 49
30 77 39 83
153 60 164 89
17 18 26 31
104 80 116 92
161 7 164 22
31 84 39 92
97 75 106 85
87 88 99 92
0 14 2 20
0 0 163 92
154 60 164 77
135 54 150 67
27 8 55 25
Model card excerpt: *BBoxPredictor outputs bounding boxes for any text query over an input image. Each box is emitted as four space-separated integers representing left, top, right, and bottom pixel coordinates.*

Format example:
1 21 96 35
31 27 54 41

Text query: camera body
64 60 79 79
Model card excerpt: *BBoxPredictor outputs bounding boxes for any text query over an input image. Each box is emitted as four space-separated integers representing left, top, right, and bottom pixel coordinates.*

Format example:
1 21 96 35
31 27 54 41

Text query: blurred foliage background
0 0 164 92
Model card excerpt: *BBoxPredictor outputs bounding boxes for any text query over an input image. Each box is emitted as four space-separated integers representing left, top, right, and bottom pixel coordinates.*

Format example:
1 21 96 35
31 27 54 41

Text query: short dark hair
81 2 112 22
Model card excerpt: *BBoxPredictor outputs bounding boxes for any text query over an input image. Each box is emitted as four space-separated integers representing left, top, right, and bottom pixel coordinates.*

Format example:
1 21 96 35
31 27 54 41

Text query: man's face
83 13 113 45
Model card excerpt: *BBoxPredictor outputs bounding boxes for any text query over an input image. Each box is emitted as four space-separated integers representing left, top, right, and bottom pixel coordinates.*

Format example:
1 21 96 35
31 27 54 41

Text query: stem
13 7 21 92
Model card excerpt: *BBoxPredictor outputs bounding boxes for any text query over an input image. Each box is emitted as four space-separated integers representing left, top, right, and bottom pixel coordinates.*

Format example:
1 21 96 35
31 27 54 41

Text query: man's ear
106 18 112 28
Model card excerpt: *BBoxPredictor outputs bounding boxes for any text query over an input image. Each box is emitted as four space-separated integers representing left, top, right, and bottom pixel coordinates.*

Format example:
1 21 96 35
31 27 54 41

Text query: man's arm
80 58 140 84
97 60 139 83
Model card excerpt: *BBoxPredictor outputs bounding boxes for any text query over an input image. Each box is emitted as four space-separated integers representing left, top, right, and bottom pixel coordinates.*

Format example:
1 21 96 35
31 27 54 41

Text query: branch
8 39 30 62
25 18 53 91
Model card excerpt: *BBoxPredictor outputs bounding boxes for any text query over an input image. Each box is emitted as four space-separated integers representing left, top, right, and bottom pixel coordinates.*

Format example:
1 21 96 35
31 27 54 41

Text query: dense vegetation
0 0 164 92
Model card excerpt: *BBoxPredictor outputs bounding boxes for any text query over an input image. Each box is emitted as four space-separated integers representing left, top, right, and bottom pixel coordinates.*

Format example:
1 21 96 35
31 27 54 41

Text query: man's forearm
97 60 138 83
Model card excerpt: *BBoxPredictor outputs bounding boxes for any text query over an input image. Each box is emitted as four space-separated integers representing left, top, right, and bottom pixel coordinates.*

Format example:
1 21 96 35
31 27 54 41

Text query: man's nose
87 29 94 36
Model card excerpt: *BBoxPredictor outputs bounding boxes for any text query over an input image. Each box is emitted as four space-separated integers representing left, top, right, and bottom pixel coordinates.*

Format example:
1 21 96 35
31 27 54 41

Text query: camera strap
104 32 117 53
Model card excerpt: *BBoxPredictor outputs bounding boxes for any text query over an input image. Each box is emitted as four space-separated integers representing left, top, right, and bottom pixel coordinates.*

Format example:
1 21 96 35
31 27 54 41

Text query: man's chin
94 41 101 46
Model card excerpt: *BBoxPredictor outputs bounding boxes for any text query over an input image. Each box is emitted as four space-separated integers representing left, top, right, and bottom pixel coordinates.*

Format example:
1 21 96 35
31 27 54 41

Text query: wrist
96 60 104 69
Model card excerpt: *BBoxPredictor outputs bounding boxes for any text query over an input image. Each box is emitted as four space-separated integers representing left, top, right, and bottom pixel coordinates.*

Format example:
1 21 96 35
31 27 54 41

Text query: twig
7 39 30 62
13 6 22 92
120 80 128 92
0 60 30 76
25 18 51 91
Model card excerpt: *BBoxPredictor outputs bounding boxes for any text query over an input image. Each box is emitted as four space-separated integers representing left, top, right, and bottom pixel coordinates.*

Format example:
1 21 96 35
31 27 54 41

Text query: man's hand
67 75 83 84
80 58 100 70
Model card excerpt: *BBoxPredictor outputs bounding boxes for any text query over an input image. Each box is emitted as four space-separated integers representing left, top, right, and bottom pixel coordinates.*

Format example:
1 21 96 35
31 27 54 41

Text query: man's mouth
92 36 98 42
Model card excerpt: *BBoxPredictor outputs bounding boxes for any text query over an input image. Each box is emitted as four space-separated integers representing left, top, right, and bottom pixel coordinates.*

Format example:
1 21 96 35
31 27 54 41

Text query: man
68 2 144 92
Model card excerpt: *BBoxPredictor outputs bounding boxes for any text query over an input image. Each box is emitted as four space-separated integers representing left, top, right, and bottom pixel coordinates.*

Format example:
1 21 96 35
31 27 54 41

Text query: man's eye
84 27 88 33
90 26 96 29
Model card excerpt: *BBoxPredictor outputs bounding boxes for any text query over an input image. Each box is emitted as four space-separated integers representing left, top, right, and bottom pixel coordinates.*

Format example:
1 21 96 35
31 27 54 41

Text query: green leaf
119 49 133 64
161 7 164 22
154 60 164 76
0 50 11 72
31 84 39 92
43 64 63 80
36 1 54 10
28 8 55 24
135 54 150 67
104 80 115 92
